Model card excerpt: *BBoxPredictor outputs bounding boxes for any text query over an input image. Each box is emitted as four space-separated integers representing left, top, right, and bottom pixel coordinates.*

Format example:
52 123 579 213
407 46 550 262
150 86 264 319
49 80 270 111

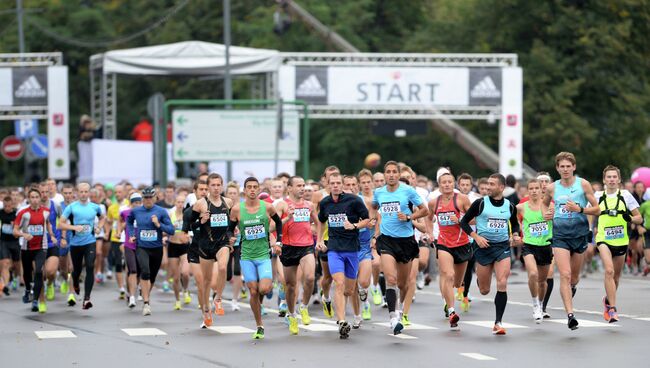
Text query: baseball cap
130 193 143 202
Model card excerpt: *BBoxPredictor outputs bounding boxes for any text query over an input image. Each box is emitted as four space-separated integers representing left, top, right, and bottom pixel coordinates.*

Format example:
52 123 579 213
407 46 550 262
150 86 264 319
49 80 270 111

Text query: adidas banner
12 67 48 106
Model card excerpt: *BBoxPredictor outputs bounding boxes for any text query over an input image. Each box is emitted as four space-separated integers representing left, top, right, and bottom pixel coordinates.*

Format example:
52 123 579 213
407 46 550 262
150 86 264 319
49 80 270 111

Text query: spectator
132 117 153 141
79 114 96 142
504 174 519 205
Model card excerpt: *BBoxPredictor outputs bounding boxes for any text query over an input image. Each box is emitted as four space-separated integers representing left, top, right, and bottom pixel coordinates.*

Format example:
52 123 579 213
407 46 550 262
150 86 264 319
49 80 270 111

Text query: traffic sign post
30 134 48 159
14 119 38 140
1 135 26 161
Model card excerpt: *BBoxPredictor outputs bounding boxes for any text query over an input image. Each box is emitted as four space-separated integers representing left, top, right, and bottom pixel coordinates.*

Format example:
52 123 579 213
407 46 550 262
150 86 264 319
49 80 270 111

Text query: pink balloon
631 167 650 187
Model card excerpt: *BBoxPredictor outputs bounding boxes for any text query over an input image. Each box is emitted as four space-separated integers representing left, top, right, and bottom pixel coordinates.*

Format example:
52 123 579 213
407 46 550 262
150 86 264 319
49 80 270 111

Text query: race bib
140 229 158 241
487 218 507 231
529 221 549 237
558 205 573 218
1 223 13 234
604 225 625 240
437 211 456 226
27 225 44 236
293 208 310 223
174 220 183 231
380 201 400 216
210 213 228 227
79 224 92 235
328 213 348 228
244 224 266 240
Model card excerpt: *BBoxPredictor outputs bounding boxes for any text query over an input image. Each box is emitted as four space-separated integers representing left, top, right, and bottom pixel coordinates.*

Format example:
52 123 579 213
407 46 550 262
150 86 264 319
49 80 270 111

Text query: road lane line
121 328 167 336
460 353 497 361
35 330 76 339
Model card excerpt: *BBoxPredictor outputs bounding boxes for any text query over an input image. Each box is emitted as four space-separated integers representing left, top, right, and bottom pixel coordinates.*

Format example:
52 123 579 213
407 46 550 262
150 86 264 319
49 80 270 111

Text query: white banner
499 67 523 178
47 66 70 179
172 109 300 161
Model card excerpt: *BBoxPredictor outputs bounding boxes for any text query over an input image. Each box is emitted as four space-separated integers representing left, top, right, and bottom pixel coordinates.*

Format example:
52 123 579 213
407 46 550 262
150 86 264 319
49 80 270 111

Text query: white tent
94 40 281 76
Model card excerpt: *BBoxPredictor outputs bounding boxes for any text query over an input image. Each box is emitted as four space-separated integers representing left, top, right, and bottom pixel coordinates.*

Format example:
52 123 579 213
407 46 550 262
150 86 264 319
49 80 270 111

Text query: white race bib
293 208 310 223
487 218 507 231
437 211 456 226
27 224 44 236
210 213 228 227
328 213 348 228
604 225 624 240
380 201 400 216
1 223 13 235
244 224 265 240
529 221 549 237
79 224 92 235
140 229 158 242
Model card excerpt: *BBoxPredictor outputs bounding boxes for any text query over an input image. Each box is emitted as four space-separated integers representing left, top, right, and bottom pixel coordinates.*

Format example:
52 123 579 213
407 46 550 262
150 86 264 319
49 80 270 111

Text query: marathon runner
105 184 129 300
372 161 428 335
317 173 369 338
229 177 284 339
0 195 19 296
168 194 191 310
58 184 75 296
460 173 521 335
224 182 244 311
38 181 63 303
127 187 175 316
456 173 482 312
60 183 105 310
117 192 142 308
594 165 642 322
183 179 209 325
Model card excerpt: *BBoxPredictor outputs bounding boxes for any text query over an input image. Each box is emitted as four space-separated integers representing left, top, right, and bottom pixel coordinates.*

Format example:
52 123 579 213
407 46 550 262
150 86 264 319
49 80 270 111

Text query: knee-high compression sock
386 286 398 313
495 291 507 324
379 273 386 296
543 278 553 311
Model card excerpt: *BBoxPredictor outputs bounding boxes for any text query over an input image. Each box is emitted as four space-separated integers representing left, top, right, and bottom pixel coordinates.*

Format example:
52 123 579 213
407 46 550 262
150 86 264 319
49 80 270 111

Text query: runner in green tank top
516 179 553 324
229 177 284 340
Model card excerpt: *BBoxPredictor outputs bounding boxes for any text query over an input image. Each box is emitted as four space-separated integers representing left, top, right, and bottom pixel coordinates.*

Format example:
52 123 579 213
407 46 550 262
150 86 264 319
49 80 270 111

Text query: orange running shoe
602 296 611 322
203 311 213 327
492 323 506 335
214 299 225 316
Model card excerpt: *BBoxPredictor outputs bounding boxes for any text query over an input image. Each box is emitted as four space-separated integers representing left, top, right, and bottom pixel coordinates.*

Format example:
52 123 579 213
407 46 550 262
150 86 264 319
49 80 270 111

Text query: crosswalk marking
389 333 418 339
634 317 650 322
35 330 76 339
547 319 619 328
299 323 339 332
373 322 438 330
207 326 255 334
460 353 497 361
463 321 528 329
121 328 167 336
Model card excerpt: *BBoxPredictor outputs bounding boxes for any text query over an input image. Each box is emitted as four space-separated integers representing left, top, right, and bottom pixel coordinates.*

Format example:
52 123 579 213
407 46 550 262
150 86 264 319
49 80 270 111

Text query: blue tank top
373 183 423 238
553 176 589 239
476 196 511 243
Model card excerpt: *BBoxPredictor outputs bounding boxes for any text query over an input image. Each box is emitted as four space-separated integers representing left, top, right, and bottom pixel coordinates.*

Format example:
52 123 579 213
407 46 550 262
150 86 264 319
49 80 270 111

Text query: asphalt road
1 267 650 368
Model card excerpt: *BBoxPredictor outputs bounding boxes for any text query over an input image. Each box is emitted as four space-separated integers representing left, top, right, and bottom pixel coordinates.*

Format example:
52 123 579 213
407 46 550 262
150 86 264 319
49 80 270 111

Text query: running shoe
240 288 248 300
567 314 579 330
390 316 404 335
142 303 152 316
184 291 192 305
288 315 299 335
11 278 18 291
456 287 464 301
278 301 288 317
174 301 182 311
542 310 551 319
608 307 619 323
602 296 611 322
299 305 311 325
67 293 76 306
231 299 240 311
128 296 136 309
31 300 38 312
492 323 506 335
252 326 265 340
119 288 126 300
60 281 69 295
261 305 268 316
533 305 543 324
338 320 351 339
1 285 9 296
22 290 31 304
82 300 93 310
214 299 225 316
371 288 382 305
322 300 333 318
106 270 113 280
444 303 449 318
358 287 368 302
449 311 460 330
416 272 425 290
643 266 650 277
352 315 362 329
361 301 371 320
278 285 286 302
203 311 213 327
38 301 47 314
461 297 471 312
401 314 411 326
162 280 170 293
94 272 103 284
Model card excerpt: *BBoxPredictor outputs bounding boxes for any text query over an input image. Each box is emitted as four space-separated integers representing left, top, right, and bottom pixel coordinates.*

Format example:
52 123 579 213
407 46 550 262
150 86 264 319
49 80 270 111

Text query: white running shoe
533 305 543 324
352 315 362 329
390 316 403 335
128 296 136 309
142 304 152 316
231 299 240 311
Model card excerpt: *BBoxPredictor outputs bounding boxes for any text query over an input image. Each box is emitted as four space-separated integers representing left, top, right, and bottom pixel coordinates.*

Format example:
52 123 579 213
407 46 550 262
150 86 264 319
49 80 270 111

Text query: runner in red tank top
276 176 319 334
426 172 472 330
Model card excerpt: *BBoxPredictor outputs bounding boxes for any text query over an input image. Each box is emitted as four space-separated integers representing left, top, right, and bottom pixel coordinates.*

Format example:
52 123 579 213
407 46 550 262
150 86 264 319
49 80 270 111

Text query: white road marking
547 319 620 327
299 323 339 332
208 326 255 334
389 333 418 339
35 330 76 339
373 322 438 330
460 353 497 361
121 328 167 336
464 321 528 329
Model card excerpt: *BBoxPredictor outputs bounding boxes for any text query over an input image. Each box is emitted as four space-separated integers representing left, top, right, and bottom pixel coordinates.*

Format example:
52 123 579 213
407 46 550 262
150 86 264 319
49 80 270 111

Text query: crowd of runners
1 151 649 339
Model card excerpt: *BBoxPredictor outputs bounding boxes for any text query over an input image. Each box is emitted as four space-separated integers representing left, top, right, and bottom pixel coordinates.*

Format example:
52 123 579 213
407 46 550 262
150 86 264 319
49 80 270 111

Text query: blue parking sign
14 119 38 140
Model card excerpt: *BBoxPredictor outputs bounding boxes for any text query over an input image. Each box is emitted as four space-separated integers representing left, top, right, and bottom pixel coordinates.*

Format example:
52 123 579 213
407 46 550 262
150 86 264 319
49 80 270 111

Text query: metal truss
0 52 63 67
0 105 48 120
306 105 501 120
281 53 518 67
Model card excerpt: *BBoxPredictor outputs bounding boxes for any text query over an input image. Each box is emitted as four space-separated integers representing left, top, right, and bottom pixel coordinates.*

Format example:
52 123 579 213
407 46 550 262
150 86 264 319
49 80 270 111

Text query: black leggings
226 247 241 281
136 247 163 284
21 249 46 299
71 243 96 300
124 247 138 276
463 257 475 298
110 242 124 273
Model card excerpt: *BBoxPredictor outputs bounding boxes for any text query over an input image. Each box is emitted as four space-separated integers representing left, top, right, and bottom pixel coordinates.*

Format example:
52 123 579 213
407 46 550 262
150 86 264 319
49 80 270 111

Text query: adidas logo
470 76 500 99
296 74 326 97
15 75 46 98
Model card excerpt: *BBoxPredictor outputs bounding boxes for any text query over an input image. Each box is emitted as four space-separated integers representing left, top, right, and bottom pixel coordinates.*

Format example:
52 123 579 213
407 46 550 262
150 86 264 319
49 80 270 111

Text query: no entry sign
1 135 25 161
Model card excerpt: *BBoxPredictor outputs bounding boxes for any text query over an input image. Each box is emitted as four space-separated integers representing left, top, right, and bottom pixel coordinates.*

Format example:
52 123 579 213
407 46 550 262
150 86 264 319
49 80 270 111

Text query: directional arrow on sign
176 115 187 125
176 132 188 142
176 148 187 158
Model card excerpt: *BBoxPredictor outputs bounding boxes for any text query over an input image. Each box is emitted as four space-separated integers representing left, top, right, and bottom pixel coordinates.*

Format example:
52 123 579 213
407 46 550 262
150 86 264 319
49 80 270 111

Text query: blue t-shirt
553 176 590 239
61 201 102 246
373 183 423 238
127 205 175 248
